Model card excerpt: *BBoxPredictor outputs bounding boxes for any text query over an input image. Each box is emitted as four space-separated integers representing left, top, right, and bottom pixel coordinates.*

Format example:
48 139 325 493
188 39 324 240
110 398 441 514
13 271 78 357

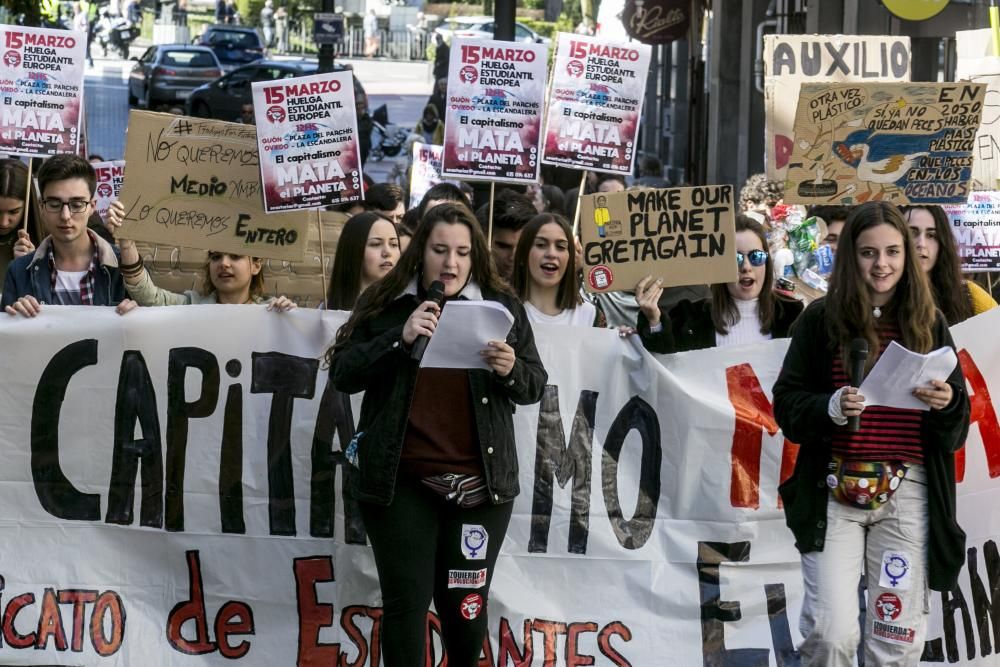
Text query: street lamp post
317 0 335 73
494 0 514 41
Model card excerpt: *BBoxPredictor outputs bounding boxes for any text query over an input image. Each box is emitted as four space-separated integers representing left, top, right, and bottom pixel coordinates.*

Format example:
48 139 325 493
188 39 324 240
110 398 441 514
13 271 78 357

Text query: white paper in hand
420 300 515 370
858 341 958 411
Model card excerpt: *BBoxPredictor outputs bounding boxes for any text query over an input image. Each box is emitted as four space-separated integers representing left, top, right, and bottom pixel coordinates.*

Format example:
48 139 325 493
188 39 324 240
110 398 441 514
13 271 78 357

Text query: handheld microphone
847 337 869 432
410 280 445 362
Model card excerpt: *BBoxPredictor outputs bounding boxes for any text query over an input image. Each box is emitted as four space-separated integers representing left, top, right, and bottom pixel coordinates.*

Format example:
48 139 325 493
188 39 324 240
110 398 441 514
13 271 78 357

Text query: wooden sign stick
571 170 587 237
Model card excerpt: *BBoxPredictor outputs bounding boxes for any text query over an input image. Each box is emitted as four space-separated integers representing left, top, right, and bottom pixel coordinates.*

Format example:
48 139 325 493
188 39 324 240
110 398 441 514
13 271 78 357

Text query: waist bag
826 457 908 510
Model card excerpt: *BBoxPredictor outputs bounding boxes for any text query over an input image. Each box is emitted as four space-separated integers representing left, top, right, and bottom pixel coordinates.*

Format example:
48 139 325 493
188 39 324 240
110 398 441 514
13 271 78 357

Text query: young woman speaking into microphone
328 203 546 665
773 201 970 665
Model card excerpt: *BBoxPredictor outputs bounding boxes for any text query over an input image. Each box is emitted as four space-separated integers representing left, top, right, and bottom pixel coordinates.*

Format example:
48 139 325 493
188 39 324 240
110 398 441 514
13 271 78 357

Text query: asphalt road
84 48 433 184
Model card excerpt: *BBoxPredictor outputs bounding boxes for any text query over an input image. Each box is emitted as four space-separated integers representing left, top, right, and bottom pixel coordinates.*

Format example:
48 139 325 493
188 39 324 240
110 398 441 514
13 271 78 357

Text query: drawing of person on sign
594 195 610 237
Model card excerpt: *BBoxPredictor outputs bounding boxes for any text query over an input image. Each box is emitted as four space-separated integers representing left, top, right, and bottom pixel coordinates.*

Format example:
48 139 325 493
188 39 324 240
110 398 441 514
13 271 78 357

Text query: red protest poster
0 25 86 157
92 159 126 223
541 33 651 175
252 70 363 212
409 141 444 208
442 38 548 184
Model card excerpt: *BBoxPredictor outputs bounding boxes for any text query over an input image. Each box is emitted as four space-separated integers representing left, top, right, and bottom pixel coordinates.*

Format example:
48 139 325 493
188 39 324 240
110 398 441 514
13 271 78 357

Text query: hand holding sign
636 275 664 323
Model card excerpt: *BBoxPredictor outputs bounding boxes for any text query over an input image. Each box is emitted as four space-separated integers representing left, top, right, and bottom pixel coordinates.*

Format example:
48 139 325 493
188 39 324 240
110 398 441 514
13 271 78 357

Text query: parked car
434 16 550 44
186 60 368 123
128 45 222 109
194 25 266 72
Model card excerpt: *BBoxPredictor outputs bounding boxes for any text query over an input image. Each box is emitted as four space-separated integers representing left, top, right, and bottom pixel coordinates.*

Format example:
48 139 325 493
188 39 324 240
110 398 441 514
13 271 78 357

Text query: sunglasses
737 249 768 267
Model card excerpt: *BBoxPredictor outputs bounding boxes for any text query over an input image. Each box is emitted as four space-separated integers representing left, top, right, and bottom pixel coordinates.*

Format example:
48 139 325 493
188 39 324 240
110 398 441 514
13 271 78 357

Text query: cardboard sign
409 141 444 208
117 111 308 262
943 191 1000 272
251 70 362 212
132 210 348 308
784 82 985 206
764 35 911 182
0 26 86 157
578 185 737 293
955 29 1000 191
541 33 651 175
441 38 547 184
92 159 125 223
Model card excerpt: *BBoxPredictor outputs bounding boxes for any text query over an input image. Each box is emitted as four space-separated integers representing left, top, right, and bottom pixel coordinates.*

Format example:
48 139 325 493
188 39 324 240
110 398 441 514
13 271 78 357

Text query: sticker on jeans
461 524 488 560
874 592 903 621
879 551 912 590
872 620 915 645
460 593 484 620
448 568 487 589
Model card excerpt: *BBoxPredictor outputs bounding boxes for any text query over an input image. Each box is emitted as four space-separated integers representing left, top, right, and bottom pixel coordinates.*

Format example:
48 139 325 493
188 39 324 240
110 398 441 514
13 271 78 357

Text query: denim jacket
1 234 127 308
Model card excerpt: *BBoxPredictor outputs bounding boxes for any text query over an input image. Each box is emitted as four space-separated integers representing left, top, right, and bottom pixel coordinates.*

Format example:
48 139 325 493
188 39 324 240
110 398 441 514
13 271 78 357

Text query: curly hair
739 173 784 210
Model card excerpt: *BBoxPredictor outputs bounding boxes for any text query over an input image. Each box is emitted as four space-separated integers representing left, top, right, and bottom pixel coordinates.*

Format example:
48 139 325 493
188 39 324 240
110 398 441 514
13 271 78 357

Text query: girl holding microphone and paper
773 201 970 665
327 203 546 665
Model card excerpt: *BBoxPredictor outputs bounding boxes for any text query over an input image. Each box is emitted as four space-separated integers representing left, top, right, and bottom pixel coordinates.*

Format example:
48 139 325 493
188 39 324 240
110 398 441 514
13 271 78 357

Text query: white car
434 16 550 45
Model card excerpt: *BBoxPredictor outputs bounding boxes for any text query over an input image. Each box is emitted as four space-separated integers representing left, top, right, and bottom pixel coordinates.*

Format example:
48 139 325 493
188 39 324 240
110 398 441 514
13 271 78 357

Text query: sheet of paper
420 300 515 370
859 341 958 411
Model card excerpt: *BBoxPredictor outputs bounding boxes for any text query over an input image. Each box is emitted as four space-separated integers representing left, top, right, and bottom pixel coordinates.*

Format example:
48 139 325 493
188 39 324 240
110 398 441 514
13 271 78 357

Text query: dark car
195 25 266 72
186 60 367 123
128 45 222 109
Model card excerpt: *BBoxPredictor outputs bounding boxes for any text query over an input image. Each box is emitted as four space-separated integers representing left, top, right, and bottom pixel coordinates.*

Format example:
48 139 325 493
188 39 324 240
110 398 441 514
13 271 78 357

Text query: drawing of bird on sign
830 129 934 201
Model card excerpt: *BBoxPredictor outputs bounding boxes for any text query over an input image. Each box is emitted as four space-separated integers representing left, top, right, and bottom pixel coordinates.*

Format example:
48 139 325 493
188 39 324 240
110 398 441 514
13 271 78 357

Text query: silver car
128 45 223 109
434 16 551 44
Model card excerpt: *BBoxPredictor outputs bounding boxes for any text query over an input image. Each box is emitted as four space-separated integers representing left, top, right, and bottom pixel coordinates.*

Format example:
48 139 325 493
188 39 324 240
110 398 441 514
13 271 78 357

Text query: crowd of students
1 149 994 666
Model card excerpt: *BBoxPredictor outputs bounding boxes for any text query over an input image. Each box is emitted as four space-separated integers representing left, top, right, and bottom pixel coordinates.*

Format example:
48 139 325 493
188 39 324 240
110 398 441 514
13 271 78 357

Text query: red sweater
401 368 483 478
830 321 924 464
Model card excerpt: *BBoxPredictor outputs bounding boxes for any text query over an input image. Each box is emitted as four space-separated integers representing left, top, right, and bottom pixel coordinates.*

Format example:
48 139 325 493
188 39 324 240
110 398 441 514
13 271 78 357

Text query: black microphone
847 338 869 432
410 280 445 361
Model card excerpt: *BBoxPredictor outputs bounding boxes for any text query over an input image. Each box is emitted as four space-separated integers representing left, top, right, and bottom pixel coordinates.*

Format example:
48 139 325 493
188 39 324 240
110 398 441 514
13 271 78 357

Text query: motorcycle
368 104 409 162
95 12 139 59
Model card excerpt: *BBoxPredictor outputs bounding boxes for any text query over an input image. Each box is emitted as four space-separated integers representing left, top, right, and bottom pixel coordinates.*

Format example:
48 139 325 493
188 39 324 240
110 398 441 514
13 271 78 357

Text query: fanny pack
826 457 908 510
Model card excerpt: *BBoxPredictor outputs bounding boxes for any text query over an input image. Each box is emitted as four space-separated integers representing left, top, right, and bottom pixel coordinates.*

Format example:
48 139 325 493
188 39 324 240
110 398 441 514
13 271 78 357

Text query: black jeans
360 476 513 667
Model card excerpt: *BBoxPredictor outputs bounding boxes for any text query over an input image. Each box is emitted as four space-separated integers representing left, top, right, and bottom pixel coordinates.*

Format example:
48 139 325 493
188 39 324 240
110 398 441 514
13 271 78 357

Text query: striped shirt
830 320 924 464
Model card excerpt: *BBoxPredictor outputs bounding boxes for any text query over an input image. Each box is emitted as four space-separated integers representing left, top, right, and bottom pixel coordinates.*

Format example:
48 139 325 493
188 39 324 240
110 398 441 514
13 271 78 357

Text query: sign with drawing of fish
785 82 985 206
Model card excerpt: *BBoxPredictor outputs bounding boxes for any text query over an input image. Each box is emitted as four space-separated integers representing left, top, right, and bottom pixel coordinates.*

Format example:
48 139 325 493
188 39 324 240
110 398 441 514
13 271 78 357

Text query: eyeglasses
737 249 769 267
41 199 90 215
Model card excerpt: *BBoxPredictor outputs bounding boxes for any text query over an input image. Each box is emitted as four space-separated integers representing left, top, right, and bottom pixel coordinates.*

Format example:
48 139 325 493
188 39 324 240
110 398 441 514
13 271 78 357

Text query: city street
83 47 434 182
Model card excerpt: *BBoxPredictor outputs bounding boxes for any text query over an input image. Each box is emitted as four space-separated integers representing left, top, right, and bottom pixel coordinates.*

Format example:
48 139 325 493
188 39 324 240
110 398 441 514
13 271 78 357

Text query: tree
9 0 42 26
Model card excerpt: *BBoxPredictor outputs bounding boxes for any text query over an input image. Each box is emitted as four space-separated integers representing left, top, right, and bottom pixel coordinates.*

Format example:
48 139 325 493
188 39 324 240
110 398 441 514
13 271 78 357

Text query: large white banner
0 305 998 665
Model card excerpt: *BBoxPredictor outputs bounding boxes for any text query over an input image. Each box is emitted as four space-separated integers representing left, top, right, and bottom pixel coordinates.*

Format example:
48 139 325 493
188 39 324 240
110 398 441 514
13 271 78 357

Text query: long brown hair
710 215 776 335
900 204 972 325
826 201 935 366
326 211 396 310
510 213 579 311
328 203 511 358
201 253 264 300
